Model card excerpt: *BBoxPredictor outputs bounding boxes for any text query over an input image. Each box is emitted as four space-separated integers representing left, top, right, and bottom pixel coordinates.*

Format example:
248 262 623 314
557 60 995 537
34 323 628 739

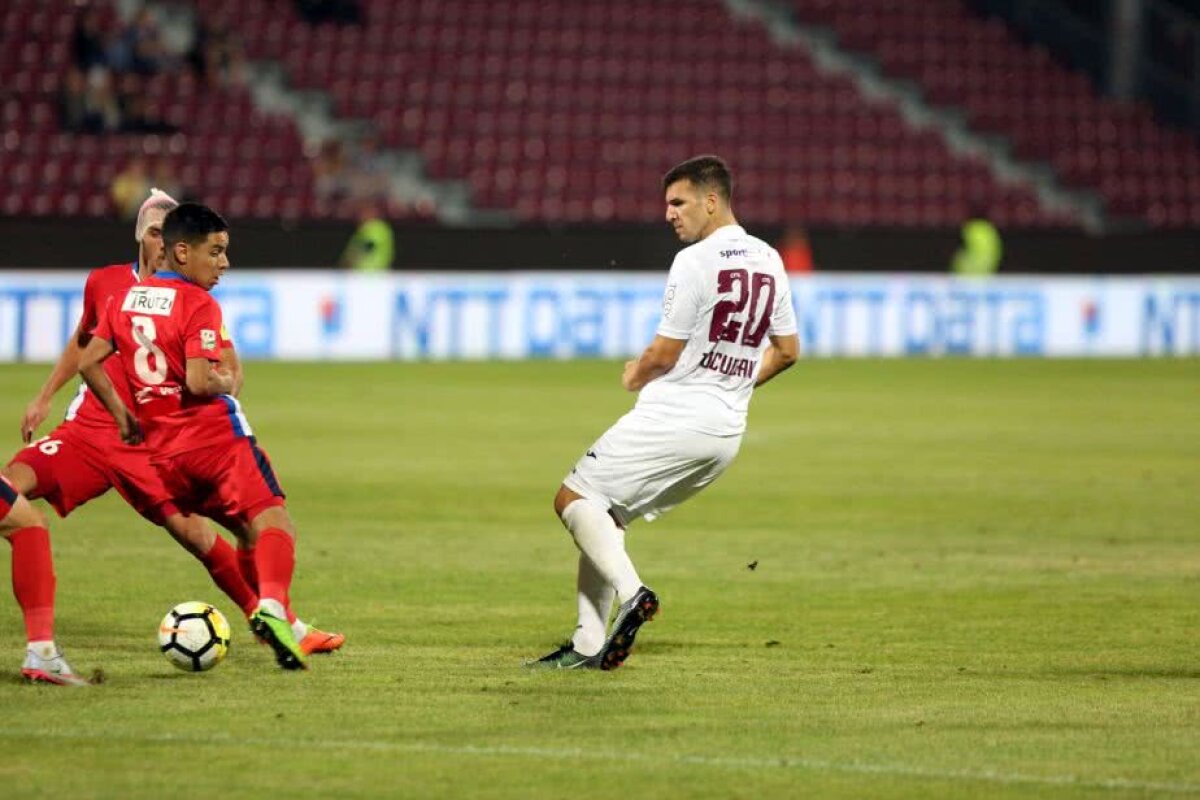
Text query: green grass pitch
0 359 1197 798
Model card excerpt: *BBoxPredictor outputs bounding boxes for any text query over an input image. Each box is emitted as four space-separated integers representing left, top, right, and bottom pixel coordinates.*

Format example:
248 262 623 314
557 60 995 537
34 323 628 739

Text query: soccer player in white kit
530 155 801 670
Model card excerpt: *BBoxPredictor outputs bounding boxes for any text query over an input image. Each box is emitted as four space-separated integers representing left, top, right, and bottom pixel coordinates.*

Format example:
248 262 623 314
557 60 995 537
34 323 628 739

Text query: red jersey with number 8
94 270 253 459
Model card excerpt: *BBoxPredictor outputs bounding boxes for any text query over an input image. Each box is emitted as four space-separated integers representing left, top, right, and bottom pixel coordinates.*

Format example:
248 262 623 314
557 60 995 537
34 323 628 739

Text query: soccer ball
158 602 231 672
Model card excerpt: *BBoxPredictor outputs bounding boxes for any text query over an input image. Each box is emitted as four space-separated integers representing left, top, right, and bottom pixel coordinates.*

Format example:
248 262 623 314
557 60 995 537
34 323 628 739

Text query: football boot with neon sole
300 626 345 656
249 605 308 671
21 646 90 686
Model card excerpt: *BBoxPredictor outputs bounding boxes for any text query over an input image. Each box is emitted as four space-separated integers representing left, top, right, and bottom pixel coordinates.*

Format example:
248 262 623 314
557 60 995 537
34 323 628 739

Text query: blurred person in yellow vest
952 207 1002 276
338 200 394 272
111 156 151 219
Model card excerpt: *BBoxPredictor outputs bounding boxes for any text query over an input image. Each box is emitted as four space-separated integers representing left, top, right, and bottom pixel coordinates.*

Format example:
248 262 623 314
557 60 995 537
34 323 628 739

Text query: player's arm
624 254 697 392
219 345 244 397
20 315 91 442
186 357 237 397
755 257 799 388
621 335 687 392
77 336 142 445
754 333 799 388
184 302 237 397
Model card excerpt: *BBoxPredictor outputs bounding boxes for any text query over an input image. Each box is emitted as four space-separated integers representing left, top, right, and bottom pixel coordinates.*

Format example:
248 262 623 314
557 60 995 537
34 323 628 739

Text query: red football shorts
8 423 178 524
155 438 286 529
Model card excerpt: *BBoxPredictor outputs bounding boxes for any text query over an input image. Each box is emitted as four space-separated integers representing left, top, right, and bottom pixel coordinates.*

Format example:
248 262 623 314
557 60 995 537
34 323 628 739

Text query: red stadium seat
4 0 1195 226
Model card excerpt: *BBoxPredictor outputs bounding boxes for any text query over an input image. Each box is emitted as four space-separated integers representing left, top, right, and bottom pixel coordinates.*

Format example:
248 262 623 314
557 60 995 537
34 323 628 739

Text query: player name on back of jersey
698 350 758 379
121 286 177 316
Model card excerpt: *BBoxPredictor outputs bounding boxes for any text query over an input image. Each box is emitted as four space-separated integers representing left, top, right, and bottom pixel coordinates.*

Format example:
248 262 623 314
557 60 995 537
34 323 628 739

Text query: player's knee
248 505 295 538
163 514 216 558
2 497 45 535
1 462 37 496
553 485 581 519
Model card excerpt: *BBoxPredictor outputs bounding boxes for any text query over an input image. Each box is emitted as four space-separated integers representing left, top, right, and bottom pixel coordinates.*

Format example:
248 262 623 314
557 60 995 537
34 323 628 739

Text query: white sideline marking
3 728 1198 794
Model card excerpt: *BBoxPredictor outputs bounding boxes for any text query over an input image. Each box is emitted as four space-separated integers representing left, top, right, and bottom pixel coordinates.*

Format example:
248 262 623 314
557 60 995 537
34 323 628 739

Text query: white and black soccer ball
158 602 231 672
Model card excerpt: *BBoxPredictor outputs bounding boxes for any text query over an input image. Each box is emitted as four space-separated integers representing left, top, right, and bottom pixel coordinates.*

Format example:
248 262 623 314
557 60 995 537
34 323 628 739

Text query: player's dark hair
162 202 228 249
662 155 733 202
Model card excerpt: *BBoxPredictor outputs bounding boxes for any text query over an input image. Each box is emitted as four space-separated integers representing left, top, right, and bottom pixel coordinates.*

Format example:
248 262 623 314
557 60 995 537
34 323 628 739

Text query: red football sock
8 527 55 642
199 536 258 617
237 545 258 590
239 543 297 623
254 528 294 610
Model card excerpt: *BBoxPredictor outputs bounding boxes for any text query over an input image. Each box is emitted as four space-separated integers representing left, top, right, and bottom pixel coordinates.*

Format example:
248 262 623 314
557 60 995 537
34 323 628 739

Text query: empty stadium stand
2 0 1196 228
791 0 1200 227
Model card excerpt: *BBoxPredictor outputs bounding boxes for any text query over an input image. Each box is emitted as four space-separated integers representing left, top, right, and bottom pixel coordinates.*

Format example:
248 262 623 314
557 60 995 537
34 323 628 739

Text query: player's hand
117 410 143 445
211 366 235 395
20 397 50 443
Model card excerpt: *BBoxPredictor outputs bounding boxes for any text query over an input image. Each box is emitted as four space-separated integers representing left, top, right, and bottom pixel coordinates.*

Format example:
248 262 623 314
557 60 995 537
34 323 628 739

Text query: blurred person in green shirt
339 201 394 272
952 208 1002 276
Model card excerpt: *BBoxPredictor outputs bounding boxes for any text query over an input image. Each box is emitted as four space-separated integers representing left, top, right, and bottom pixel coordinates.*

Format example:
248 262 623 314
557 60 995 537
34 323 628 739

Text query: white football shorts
562 410 742 526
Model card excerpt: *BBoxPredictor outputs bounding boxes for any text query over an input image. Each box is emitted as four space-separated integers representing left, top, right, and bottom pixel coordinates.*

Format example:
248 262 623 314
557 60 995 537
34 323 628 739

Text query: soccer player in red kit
80 203 309 670
5 192 341 682
2 189 232 685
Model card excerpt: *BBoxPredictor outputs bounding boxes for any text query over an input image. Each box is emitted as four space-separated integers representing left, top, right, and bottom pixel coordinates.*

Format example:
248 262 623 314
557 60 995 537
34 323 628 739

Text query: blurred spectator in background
60 67 122 133
60 67 94 132
64 6 184 134
348 135 389 200
339 201 394 271
72 7 109 71
108 9 169 76
778 225 815 273
188 17 248 88
111 156 151 219
295 0 365 25
952 207 1003 276
314 140 352 204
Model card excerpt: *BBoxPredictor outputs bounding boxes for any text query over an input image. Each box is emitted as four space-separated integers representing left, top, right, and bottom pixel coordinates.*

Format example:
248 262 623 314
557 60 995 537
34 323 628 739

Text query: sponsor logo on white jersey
122 286 177 316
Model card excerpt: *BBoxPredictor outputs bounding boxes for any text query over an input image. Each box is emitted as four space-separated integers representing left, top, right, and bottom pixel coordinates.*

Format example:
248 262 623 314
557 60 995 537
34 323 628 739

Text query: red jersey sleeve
79 269 101 334
183 294 224 362
92 289 117 344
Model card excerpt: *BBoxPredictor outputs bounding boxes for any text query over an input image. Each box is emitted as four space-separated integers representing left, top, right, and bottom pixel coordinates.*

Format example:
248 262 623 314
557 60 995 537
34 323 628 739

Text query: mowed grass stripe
2 728 1199 795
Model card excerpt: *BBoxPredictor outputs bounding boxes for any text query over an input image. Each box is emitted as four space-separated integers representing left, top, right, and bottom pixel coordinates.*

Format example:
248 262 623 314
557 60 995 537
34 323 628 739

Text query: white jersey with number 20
634 225 798 437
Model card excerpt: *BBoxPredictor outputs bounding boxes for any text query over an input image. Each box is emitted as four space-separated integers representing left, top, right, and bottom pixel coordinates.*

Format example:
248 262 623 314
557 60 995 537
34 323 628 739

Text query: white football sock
560 498 642 605
292 619 308 641
257 598 287 619
27 640 55 659
571 553 616 657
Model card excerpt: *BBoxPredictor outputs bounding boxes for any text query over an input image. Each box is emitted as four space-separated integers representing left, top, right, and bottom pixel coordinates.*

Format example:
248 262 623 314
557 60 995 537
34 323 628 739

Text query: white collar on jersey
708 224 746 239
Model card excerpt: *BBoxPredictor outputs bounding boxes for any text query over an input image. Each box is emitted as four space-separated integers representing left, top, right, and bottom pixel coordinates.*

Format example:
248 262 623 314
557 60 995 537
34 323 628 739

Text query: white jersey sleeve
768 250 798 336
656 252 702 340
